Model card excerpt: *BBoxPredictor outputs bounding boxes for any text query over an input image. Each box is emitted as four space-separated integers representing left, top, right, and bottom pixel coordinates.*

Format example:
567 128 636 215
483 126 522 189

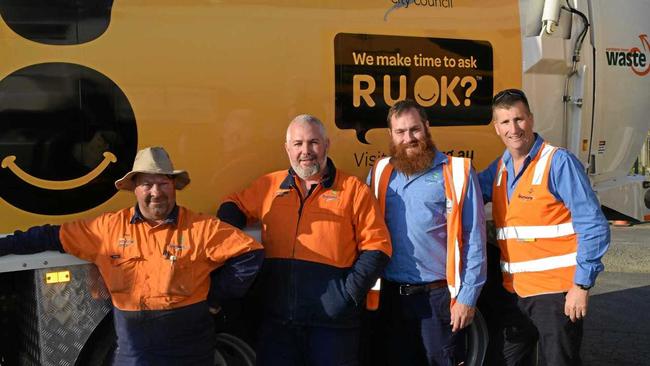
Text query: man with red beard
368 100 486 365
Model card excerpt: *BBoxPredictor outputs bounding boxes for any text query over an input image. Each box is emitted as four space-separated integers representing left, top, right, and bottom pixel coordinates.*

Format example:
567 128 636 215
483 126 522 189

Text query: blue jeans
256 320 360 366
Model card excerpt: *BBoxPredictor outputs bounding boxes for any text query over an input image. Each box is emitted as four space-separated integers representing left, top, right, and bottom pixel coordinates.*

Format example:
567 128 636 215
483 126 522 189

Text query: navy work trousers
256 320 360 366
112 302 215 366
375 281 466 366
517 293 583 366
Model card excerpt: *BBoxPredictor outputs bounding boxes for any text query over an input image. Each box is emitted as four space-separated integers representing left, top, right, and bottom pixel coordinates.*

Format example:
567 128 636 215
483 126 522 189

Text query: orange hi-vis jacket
222 160 391 326
59 206 262 311
225 167 391 267
371 155 471 300
493 143 578 297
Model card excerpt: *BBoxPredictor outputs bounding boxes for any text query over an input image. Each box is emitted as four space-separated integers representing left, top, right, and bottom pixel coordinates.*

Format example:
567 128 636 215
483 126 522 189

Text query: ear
529 113 535 128
325 137 331 151
493 120 500 136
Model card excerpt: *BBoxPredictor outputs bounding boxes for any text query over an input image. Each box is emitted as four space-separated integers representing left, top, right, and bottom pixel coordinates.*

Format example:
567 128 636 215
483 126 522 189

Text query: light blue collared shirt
478 134 610 287
367 150 487 306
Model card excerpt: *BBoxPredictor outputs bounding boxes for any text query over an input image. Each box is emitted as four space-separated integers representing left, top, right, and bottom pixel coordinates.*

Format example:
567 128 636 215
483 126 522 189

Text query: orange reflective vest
371 155 470 299
492 143 578 297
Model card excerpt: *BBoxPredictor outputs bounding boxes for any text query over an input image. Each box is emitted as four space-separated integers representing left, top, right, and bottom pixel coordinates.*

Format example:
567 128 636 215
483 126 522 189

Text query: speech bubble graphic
335 33 493 144
0 62 137 215
0 0 114 45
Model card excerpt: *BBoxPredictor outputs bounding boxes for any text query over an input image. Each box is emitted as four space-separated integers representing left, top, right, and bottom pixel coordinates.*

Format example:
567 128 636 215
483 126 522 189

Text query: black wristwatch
577 284 593 290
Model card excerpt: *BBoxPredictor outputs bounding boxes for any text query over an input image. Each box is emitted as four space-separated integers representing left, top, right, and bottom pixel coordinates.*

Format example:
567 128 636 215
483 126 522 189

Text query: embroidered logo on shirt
517 193 534 201
425 172 442 185
167 233 187 252
446 198 453 214
322 190 340 201
117 234 134 248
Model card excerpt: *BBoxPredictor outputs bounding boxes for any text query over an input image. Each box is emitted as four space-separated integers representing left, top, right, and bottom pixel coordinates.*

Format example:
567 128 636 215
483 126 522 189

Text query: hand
565 285 589 322
450 302 475 332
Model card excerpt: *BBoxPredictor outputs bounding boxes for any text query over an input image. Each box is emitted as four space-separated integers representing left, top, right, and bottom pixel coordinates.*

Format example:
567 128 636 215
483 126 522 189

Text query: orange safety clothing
222 159 391 327
226 167 391 267
370 155 471 299
60 205 263 311
492 143 578 297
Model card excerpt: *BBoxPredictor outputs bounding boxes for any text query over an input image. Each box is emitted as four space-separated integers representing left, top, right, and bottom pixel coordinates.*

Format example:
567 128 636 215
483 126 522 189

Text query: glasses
492 89 528 105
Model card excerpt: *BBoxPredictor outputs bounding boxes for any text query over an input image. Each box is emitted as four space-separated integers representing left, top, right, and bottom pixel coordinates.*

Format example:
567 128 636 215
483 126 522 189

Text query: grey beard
293 162 322 180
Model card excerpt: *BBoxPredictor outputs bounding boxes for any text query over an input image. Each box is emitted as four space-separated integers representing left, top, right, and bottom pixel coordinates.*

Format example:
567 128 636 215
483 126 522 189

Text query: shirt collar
501 133 543 166
130 204 179 225
280 157 337 190
433 149 449 168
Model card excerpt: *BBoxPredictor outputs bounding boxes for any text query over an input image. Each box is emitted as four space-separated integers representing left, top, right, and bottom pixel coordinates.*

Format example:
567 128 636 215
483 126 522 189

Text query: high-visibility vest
370 155 471 299
492 143 577 297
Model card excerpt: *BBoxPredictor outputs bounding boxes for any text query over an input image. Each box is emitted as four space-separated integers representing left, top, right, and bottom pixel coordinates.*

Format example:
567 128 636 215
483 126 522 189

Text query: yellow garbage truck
0 0 648 364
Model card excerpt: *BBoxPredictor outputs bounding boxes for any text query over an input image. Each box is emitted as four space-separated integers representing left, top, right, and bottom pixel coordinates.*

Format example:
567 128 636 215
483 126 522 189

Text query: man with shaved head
217 114 392 366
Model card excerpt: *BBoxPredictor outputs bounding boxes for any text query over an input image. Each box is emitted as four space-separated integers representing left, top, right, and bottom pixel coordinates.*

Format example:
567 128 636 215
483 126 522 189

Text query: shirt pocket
99 244 142 294
157 255 195 297
420 185 447 226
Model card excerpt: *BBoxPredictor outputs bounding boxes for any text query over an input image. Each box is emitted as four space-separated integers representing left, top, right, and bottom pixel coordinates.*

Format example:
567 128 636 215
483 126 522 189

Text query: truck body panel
0 1 648 364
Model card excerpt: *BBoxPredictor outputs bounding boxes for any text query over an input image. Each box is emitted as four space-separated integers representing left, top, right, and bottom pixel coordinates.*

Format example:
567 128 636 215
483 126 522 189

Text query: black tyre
214 333 256 366
75 315 116 366
466 310 489 366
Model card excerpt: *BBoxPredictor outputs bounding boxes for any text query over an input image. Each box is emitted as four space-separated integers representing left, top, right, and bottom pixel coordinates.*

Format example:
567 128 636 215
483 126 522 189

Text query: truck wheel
465 310 489 366
75 314 116 366
78 318 255 366
214 333 256 366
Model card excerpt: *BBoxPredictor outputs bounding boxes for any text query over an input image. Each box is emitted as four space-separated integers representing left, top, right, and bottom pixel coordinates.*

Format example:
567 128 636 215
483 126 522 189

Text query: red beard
389 132 437 176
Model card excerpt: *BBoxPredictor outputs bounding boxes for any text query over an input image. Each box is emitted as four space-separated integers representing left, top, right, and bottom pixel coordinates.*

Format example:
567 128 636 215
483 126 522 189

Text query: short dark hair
386 99 428 128
491 88 531 115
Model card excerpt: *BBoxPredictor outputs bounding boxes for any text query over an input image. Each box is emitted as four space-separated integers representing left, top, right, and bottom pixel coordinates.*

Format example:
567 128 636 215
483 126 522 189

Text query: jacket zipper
288 183 305 322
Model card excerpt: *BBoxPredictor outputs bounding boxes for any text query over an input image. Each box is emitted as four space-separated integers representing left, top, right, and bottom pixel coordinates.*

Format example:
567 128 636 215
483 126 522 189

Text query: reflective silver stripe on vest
496 164 506 187
450 157 465 204
373 157 391 198
448 157 465 299
447 237 461 298
532 144 556 185
500 252 577 273
496 222 575 240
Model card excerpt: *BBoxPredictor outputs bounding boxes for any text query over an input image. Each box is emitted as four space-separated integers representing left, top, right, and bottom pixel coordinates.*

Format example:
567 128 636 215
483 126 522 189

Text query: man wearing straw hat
0 146 264 365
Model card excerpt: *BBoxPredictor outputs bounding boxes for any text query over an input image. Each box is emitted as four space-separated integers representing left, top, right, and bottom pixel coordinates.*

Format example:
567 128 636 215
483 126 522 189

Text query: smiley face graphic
0 62 137 215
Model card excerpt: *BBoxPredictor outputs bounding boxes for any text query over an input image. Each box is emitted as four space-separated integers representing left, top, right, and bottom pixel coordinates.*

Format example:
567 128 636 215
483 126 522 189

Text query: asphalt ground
581 223 650 366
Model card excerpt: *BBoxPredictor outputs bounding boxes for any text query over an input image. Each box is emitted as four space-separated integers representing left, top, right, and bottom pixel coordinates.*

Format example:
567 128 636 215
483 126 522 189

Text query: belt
394 280 448 296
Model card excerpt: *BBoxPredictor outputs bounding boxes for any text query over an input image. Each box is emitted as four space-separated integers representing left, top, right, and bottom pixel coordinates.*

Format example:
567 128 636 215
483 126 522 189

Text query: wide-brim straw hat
114 146 190 191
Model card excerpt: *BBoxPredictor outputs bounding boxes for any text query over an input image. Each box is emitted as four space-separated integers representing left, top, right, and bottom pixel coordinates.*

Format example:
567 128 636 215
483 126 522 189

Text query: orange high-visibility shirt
60 206 262 311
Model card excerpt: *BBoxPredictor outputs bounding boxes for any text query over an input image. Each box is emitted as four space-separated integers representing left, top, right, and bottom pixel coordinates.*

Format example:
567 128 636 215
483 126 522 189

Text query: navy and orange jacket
218 158 392 327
